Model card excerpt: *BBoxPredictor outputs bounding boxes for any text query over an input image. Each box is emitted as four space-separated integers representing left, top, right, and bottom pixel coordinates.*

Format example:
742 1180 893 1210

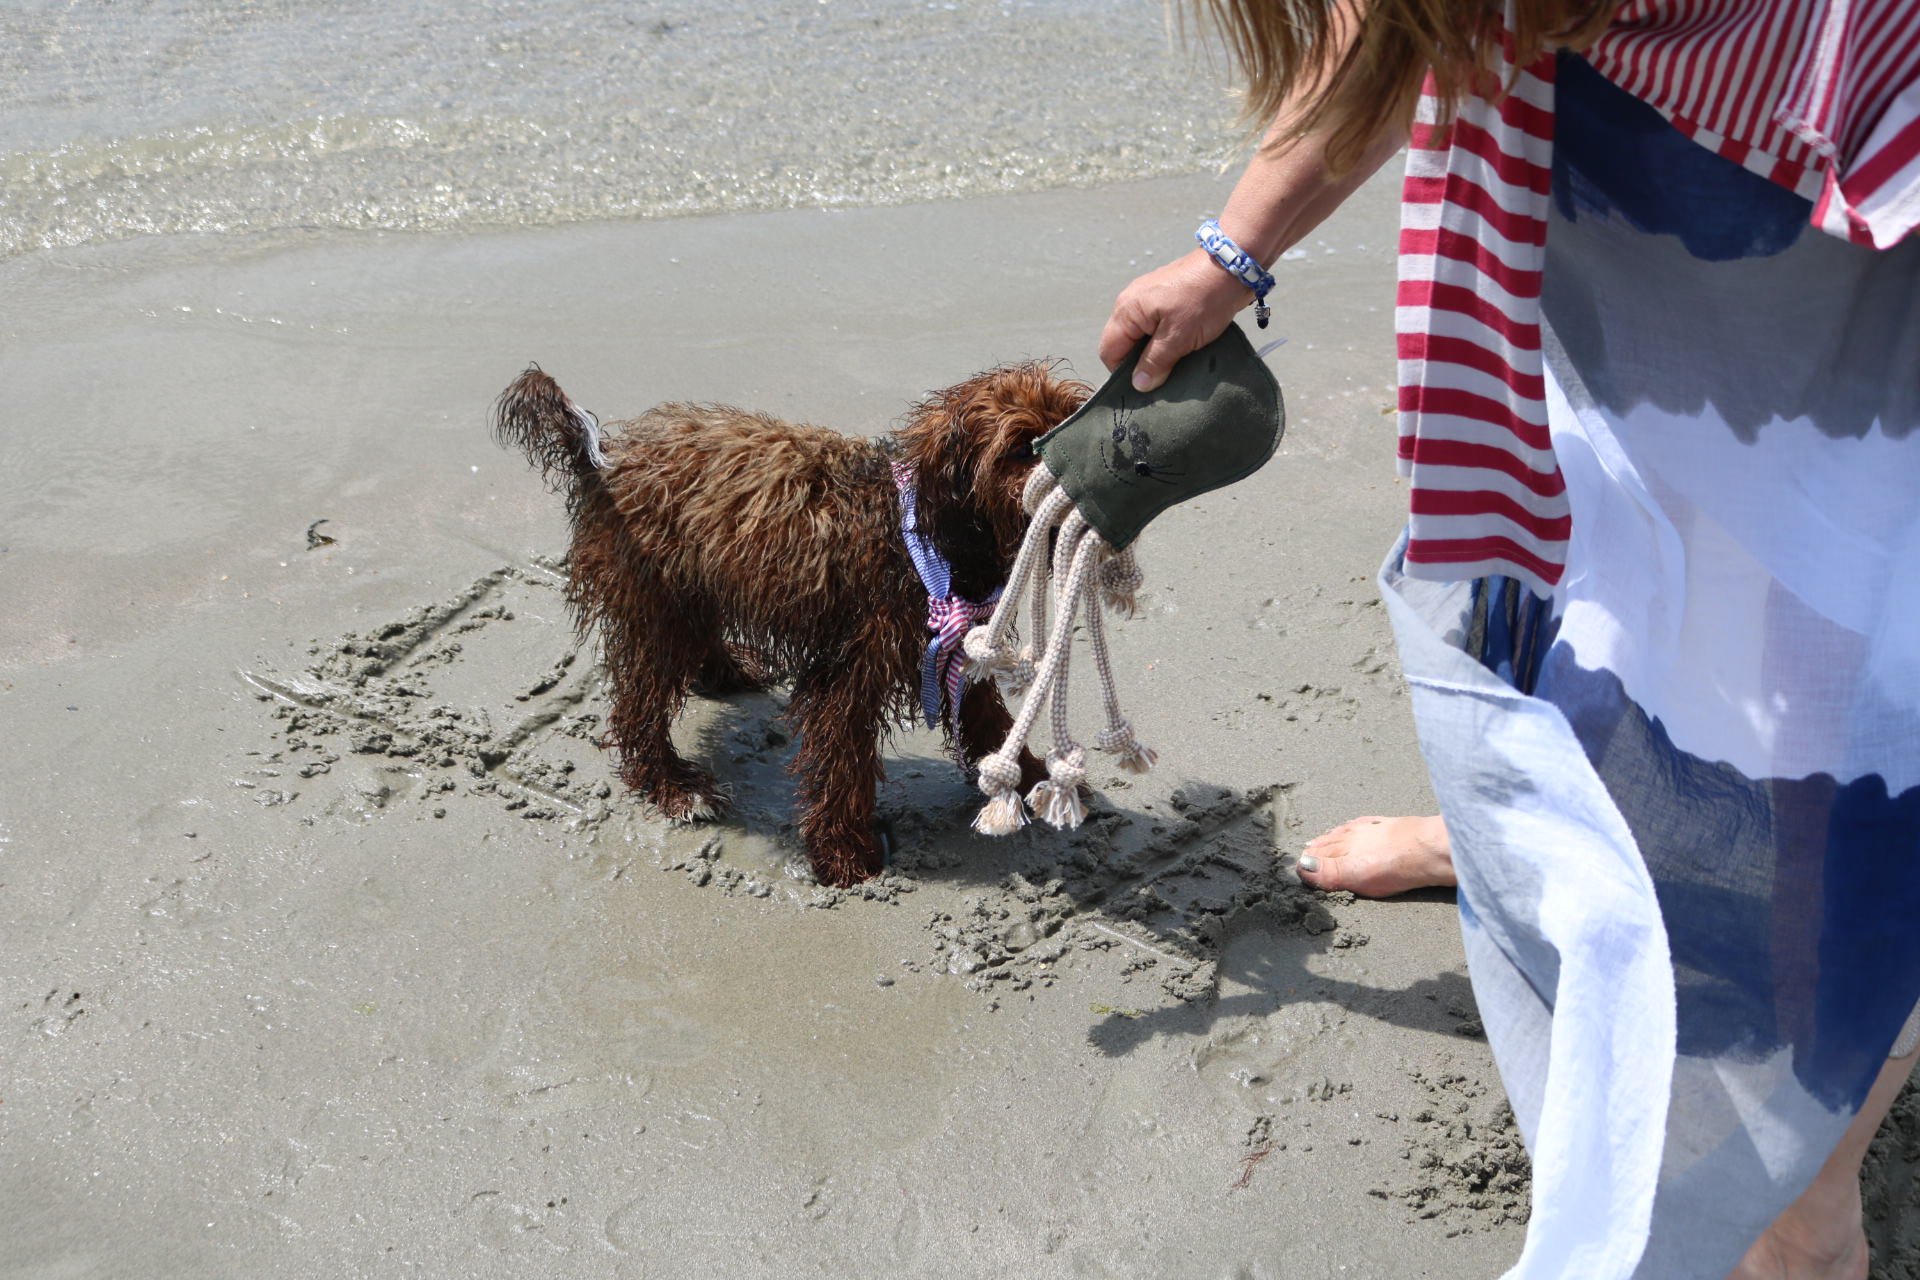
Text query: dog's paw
652 783 730 825
799 827 885 888
810 851 878 889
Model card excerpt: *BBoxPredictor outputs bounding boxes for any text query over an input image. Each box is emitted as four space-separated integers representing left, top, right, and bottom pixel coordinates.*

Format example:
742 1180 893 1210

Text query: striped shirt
1396 0 1920 590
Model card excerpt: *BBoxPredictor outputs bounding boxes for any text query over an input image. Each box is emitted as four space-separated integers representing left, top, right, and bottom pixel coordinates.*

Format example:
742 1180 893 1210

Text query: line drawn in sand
241 561 606 826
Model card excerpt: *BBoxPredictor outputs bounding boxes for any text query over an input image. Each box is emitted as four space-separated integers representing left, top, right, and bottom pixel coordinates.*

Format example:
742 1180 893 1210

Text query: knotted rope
967 466 1157 835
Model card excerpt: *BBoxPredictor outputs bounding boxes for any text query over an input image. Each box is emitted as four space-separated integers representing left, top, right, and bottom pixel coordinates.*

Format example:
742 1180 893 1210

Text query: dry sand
2 170 1913 1278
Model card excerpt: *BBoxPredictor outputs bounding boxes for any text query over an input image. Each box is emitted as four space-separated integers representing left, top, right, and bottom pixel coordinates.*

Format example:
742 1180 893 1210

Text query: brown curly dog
493 362 1087 886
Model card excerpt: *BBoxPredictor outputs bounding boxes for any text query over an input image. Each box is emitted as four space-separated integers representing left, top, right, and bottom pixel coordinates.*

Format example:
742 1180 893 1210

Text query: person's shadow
686 691 1484 1057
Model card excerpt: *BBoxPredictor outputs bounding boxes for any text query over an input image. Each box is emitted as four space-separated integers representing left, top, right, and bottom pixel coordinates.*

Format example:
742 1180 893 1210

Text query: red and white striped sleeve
1396 48 1571 589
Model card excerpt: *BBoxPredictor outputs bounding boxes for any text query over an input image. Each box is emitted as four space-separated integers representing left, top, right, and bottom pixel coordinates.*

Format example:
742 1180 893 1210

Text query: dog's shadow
670 686 809 842
670 686 1477 1058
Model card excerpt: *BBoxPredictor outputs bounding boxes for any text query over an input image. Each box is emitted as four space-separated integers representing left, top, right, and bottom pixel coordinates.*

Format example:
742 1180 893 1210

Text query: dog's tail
492 365 611 493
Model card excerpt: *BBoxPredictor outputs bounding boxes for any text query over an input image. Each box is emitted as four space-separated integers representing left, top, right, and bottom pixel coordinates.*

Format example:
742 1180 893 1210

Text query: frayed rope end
1097 721 1157 775
962 624 1014 682
972 792 1030 835
1097 552 1144 618
973 754 1030 836
1029 748 1088 829
1026 780 1088 829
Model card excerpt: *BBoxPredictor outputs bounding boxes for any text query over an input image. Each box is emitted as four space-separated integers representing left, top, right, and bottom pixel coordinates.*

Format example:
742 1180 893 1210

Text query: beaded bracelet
1195 218 1274 329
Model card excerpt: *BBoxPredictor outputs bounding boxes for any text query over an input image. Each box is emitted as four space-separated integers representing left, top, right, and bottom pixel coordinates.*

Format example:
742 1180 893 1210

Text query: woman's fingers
1099 252 1252 392
1131 322 1199 393
1098 300 1151 373
1099 311 1194 391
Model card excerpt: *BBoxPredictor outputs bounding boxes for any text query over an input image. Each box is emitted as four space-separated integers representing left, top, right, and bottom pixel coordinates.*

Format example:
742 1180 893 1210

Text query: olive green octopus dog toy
965 321 1285 834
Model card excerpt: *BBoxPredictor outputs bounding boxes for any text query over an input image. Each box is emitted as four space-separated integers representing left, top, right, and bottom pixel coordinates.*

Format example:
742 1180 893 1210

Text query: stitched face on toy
893 362 1090 599
1035 323 1284 551
1099 397 1186 490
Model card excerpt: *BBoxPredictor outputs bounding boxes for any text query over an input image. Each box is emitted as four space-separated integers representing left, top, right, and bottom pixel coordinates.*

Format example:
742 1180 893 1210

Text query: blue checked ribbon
890 461 1002 731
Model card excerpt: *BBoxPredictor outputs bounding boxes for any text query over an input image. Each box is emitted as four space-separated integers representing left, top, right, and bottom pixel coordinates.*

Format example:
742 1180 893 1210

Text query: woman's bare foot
1725 1046 1916 1280
1725 1185 1868 1280
1295 815 1455 897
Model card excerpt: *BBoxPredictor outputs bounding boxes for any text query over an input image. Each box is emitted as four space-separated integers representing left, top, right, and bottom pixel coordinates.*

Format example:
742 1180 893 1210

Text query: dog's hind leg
598 605 726 823
694 641 772 697
786 654 893 888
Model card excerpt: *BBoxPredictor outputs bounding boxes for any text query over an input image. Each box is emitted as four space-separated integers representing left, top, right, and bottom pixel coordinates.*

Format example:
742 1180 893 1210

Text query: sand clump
911 782 1371 1007
1371 1067 1532 1234
246 562 616 827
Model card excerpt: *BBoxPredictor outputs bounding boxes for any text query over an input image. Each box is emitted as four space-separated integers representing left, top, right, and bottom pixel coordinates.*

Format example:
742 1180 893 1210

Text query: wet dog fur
493 363 1087 886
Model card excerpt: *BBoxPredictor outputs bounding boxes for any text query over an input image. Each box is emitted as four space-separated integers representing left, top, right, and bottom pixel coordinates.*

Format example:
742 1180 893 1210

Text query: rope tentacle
1004 547 1050 694
1084 569 1157 774
1025 529 1094 828
1027 648 1091 830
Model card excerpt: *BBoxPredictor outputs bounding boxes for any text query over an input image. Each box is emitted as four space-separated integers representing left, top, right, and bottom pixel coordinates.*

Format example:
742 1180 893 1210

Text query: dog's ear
898 362 1089 573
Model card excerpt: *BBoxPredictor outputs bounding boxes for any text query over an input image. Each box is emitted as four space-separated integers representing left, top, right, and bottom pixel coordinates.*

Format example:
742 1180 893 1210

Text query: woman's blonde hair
1188 0 1614 169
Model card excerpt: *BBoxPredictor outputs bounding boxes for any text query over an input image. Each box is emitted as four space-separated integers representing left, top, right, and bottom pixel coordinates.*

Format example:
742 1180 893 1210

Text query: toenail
1297 854 1319 873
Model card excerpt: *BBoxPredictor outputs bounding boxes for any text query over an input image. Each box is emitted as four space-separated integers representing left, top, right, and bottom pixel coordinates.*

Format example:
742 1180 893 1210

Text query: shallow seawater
0 0 1239 261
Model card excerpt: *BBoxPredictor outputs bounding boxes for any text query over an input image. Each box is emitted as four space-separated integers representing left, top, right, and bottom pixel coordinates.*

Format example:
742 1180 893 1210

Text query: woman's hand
1099 249 1256 393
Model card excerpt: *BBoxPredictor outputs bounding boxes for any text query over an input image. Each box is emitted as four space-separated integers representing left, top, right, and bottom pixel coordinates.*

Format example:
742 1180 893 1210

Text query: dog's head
895 362 1090 597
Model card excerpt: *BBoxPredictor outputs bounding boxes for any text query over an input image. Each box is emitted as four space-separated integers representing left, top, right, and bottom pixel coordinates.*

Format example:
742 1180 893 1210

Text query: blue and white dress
1383 54 1920 1279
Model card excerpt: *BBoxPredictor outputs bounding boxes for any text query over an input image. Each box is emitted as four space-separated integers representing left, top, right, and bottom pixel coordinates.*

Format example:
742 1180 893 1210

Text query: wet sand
2 172 1913 1278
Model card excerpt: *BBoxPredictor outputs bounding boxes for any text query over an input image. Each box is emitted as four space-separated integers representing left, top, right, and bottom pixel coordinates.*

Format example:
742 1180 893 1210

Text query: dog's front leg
953 679 1047 793
787 668 888 888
